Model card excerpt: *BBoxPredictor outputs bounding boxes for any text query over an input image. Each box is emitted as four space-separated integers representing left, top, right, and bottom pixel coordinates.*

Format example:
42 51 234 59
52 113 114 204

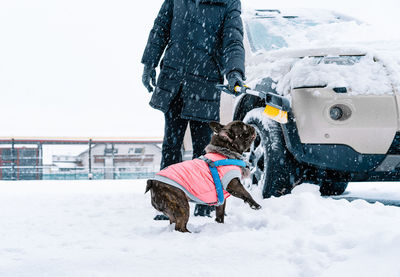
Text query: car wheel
244 108 299 198
319 181 348 196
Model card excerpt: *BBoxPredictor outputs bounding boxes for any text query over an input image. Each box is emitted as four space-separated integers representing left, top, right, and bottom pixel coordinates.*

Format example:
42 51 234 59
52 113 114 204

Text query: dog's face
209 121 256 154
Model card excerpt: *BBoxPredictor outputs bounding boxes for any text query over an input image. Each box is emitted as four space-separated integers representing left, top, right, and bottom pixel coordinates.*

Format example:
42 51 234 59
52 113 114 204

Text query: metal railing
0 137 163 181
0 165 156 181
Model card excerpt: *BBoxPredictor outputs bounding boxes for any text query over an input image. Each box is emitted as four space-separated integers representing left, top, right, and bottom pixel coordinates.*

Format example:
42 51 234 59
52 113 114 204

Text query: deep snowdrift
1 180 400 277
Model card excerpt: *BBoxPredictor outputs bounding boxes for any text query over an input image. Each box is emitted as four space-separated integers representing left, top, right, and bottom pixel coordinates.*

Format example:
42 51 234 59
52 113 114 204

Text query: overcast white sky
0 0 399 138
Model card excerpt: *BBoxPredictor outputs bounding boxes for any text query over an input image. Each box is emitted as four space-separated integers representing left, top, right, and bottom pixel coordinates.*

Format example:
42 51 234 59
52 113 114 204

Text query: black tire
319 181 348 196
244 108 299 198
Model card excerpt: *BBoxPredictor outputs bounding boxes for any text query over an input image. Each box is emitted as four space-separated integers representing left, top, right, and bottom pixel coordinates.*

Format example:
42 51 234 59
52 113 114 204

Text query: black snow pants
161 90 215 217
161 95 212 169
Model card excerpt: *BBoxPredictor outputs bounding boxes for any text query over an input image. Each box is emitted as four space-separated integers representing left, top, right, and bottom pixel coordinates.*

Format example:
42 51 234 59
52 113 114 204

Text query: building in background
0 146 42 180
77 142 161 179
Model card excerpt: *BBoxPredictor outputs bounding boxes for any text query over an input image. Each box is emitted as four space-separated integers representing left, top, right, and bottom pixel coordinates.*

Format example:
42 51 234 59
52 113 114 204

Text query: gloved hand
142 64 156 93
227 70 244 92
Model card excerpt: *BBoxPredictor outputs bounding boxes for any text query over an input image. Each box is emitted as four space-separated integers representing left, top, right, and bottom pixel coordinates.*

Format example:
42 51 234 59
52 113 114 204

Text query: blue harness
199 156 247 206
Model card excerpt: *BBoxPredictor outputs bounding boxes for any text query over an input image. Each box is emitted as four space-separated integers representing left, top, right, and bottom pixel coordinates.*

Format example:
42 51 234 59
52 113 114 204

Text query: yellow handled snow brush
216 84 291 124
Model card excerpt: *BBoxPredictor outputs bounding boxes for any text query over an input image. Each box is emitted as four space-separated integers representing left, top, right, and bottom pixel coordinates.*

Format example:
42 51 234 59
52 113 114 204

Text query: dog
145 121 262 232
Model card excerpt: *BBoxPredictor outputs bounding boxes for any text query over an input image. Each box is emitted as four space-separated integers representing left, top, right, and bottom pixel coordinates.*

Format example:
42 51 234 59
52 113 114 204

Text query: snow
345 182 400 201
283 54 393 95
1 179 400 277
243 107 275 131
243 10 400 96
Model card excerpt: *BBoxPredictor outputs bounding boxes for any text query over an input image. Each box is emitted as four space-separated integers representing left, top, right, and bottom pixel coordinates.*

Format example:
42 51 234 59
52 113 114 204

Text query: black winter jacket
141 0 245 122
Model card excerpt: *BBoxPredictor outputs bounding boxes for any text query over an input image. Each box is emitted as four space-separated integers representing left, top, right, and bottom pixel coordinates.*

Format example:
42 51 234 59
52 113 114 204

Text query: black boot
153 214 170 220
194 204 215 217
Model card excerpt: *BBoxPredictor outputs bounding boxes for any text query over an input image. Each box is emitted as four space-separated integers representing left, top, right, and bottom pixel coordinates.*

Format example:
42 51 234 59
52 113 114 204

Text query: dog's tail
145 179 154 194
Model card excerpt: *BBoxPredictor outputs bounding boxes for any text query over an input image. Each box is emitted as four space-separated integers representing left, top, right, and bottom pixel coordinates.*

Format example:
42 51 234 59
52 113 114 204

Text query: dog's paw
250 203 262 210
245 199 262 210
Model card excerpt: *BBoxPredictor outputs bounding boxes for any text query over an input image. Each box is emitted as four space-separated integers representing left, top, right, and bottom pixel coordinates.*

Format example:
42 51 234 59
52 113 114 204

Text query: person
141 0 245 219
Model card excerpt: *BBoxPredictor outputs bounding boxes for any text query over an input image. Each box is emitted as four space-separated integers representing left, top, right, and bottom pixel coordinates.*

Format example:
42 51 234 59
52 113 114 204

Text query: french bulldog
145 121 261 232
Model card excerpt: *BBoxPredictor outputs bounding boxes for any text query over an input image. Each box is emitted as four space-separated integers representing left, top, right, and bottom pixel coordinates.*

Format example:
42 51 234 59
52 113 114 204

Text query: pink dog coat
153 153 243 205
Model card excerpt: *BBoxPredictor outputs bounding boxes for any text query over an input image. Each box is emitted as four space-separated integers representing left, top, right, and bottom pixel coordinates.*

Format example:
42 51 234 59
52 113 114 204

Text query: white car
229 9 400 198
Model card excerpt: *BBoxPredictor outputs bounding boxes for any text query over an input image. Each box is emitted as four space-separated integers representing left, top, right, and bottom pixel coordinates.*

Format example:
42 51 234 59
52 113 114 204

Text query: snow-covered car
231 9 400 198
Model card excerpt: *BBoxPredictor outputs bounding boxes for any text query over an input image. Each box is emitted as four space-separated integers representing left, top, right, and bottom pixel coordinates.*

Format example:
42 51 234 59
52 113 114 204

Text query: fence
0 138 162 181
0 166 156 181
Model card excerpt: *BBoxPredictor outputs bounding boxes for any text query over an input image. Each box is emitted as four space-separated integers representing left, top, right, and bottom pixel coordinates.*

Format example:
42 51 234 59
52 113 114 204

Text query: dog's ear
210 122 234 143
209 121 224 133
145 180 153 194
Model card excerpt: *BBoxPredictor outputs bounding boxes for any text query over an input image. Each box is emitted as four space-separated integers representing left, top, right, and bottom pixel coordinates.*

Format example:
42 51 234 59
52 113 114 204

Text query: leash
199 156 246 206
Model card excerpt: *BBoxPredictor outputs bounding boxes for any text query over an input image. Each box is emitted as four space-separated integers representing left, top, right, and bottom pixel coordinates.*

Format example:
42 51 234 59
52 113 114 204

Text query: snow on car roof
243 9 400 96
246 8 361 24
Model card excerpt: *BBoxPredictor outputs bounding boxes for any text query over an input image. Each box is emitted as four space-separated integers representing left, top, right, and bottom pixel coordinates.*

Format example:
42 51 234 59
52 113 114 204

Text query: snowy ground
1 180 400 277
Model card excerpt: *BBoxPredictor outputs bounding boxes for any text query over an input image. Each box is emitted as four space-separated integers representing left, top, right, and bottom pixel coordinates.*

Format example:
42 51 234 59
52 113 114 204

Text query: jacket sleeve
222 0 245 78
141 0 173 67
